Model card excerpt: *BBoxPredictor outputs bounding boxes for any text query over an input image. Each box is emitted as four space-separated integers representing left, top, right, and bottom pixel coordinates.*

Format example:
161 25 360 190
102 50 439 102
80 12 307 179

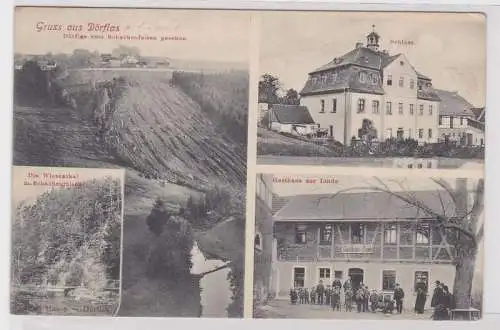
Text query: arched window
255 232 263 251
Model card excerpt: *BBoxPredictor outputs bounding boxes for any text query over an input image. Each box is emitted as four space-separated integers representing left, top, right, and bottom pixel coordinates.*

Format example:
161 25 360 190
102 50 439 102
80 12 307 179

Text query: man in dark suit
393 283 405 314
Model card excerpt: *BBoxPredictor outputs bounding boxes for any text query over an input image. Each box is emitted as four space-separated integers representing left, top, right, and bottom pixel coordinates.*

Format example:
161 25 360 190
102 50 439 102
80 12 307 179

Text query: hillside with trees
11 177 122 315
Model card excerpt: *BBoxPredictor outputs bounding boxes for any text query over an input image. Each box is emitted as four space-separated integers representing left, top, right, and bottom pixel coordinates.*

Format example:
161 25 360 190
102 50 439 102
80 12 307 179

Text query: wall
348 92 384 141
254 174 274 304
275 221 454 262
415 99 440 143
300 91 348 143
274 260 455 310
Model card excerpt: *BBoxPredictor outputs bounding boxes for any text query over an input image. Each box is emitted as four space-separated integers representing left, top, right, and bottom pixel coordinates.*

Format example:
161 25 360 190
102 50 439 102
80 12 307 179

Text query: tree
146 198 171 236
322 178 484 310
357 119 378 142
281 88 300 105
258 73 280 104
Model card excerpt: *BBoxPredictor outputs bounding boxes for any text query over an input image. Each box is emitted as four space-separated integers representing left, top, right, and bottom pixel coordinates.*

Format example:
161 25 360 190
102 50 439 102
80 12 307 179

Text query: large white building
300 27 440 146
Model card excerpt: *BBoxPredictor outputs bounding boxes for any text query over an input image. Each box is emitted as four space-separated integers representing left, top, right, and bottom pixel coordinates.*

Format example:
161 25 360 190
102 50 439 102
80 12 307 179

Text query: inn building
299 27 440 145
267 186 465 310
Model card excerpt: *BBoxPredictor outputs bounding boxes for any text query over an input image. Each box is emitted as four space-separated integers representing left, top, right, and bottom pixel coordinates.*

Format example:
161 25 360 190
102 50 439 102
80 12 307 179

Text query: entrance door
348 268 364 291
329 125 334 137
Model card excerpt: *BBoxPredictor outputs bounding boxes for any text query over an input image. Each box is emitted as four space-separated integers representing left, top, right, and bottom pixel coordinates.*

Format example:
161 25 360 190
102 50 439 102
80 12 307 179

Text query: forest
11 177 122 314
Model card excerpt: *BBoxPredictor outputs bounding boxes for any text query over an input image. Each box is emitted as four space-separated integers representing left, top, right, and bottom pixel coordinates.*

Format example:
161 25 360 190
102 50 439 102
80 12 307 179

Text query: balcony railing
339 244 374 254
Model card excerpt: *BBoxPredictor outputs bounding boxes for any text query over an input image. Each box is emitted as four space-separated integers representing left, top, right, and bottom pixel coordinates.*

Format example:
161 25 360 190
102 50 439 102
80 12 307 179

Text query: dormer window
372 75 379 85
359 71 367 83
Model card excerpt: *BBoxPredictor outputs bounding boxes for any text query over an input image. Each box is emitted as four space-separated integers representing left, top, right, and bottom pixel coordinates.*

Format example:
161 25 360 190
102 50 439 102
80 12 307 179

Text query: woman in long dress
414 287 427 314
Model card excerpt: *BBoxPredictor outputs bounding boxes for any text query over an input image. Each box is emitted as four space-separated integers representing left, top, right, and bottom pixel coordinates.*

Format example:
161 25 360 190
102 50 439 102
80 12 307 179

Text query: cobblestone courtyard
255 299 433 320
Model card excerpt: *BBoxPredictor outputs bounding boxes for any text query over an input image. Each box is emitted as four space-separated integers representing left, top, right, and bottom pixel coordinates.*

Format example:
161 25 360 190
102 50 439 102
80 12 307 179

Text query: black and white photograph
10 166 124 316
253 174 484 320
13 7 249 318
257 12 485 170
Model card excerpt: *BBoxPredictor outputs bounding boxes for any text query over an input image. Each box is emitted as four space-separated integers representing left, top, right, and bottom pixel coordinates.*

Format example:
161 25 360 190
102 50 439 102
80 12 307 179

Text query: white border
3 1 500 330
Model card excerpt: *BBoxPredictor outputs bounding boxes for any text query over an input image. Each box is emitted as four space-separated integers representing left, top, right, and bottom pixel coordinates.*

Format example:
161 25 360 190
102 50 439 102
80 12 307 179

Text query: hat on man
435 280 440 285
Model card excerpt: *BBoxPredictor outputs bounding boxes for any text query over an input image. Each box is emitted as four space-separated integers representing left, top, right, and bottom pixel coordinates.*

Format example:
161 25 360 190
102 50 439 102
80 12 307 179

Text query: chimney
355 42 363 49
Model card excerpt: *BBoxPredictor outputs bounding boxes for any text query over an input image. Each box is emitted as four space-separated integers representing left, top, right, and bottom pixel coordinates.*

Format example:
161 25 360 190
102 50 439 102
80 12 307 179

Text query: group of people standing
430 281 456 320
289 278 406 314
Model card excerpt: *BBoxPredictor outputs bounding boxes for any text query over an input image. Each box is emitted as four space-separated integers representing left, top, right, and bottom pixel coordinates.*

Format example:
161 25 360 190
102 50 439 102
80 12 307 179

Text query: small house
268 104 318 136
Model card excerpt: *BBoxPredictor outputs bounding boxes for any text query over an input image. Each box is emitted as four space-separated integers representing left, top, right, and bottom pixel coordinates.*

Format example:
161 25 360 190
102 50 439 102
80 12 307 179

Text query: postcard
10 166 125 316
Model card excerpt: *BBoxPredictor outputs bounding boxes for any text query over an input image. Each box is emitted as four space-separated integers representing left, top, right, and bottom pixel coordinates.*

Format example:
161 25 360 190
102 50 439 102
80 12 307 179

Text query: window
320 224 332 244
397 128 404 139
320 99 325 113
460 117 464 126
372 100 380 114
319 267 331 281
357 98 366 113
410 79 415 89
372 75 379 85
399 76 404 87
429 105 433 115
419 104 424 115
386 102 392 115
450 116 454 128
254 233 262 251
398 103 403 115
382 270 397 291
418 129 424 139
295 224 307 244
351 223 365 244
387 75 392 86
414 271 429 292
439 115 443 126
384 224 397 244
334 271 343 279
294 267 305 288
332 99 337 113
418 81 423 91
409 104 414 115
416 224 430 245
428 129 432 139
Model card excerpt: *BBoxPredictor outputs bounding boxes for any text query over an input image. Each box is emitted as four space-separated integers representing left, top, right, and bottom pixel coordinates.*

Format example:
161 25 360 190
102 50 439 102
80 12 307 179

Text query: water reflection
191 242 232 317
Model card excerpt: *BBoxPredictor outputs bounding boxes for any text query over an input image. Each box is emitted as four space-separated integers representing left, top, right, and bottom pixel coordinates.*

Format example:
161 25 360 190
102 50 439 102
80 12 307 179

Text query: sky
259 11 486 107
11 166 124 206
14 7 250 64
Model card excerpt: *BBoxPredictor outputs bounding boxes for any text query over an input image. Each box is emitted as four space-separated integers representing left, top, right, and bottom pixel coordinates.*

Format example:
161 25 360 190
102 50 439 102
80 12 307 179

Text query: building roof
274 190 456 222
272 195 290 215
300 64 385 96
435 89 475 116
270 104 315 125
301 44 438 99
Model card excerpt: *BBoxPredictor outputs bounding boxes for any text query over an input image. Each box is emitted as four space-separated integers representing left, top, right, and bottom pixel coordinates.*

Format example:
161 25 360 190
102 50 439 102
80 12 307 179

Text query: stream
190 241 232 317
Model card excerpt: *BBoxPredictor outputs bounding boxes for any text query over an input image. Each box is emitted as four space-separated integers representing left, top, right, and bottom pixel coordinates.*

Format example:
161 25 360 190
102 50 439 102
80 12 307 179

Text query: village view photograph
12 7 250 318
10 166 124 316
253 174 484 320
257 12 485 170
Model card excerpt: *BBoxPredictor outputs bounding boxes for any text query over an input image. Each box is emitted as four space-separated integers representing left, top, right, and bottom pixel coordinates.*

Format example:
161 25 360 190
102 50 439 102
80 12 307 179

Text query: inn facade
270 189 462 310
299 27 440 145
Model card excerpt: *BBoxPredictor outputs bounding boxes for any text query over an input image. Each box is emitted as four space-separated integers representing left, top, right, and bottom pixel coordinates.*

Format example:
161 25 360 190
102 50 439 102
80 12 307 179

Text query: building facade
299 28 440 146
254 174 276 305
436 90 485 146
271 190 461 310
